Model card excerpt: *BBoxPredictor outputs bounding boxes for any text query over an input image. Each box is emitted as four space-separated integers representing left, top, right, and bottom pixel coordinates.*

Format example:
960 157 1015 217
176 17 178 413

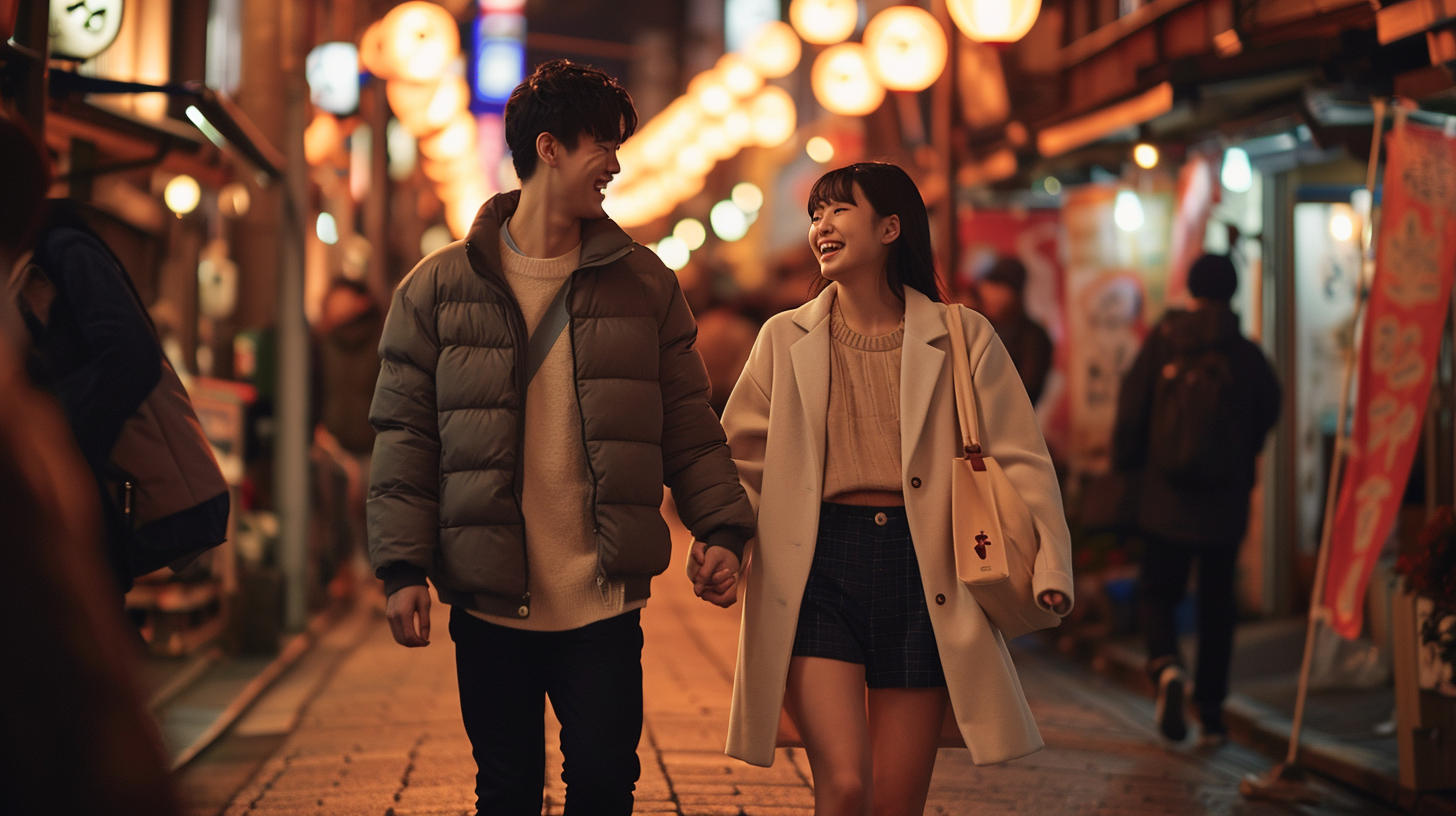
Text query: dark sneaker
1155 665 1188 741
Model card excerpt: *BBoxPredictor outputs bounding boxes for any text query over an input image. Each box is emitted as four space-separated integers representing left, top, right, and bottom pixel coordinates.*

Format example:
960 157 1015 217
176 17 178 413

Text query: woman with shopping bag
695 162 1074 815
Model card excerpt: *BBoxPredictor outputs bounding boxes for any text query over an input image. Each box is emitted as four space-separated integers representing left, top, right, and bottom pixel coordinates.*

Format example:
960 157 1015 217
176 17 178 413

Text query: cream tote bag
945 305 1061 639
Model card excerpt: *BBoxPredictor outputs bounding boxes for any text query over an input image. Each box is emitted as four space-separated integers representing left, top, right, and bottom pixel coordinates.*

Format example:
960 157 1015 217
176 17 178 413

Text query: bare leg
783 656 872 816
866 687 947 816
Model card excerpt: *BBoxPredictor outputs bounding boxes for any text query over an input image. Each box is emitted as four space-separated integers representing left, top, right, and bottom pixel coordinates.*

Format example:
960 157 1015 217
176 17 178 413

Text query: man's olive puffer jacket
367 191 755 619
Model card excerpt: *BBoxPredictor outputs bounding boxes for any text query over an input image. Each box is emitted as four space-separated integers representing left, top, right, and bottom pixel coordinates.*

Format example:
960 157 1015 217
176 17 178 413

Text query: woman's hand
688 539 740 608
1038 589 1071 616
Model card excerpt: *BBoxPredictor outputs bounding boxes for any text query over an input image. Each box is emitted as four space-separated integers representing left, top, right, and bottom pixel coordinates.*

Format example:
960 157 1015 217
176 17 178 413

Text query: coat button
517 605 529 617
935 594 946 605
874 512 888 526
911 477 922 488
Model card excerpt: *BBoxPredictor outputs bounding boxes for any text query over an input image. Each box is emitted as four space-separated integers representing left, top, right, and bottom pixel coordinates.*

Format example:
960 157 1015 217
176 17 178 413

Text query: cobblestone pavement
215 522 1395 816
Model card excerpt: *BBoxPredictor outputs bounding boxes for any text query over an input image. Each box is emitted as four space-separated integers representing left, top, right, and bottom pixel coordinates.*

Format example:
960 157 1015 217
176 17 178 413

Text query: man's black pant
449 606 643 815
1138 536 1239 731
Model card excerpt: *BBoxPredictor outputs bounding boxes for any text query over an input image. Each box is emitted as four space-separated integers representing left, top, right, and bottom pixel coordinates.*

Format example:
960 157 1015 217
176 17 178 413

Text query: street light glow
711 200 751 242
1114 190 1145 232
674 217 708 250
1133 143 1159 169
317 212 340 245
164 174 201 215
732 182 764 213
1221 147 1253 193
655 235 691 270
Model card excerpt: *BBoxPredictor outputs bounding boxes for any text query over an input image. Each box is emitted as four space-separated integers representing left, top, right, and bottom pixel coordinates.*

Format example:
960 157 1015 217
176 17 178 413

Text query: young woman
699 162 1074 815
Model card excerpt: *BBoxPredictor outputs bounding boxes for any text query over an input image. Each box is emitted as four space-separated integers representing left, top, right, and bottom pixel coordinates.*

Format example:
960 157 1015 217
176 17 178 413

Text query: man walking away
367 60 753 815
1111 254 1281 746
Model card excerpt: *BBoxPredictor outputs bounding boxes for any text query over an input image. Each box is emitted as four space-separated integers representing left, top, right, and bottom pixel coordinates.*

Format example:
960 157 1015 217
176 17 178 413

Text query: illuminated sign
471 0 525 111
49 0 125 60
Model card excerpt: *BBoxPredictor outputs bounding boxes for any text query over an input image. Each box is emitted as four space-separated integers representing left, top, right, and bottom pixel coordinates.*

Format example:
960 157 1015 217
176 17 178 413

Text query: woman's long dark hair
807 161 943 303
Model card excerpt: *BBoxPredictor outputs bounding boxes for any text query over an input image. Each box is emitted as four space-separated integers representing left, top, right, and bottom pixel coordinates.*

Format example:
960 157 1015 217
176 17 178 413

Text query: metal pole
274 0 312 632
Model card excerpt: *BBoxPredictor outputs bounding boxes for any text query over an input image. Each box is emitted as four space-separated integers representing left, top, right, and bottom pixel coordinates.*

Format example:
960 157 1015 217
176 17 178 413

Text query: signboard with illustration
1325 122 1456 640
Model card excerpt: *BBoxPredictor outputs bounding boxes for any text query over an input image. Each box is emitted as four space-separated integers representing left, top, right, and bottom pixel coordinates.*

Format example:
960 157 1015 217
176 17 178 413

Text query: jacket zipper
465 239 533 614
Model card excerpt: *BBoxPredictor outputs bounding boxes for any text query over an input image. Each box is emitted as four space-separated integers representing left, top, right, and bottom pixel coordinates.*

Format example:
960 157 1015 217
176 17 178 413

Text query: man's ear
881 214 901 245
536 132 560 169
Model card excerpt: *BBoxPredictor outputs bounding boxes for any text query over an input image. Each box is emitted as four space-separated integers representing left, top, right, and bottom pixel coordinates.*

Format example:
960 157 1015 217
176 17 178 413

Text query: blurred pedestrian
975 256 1053 405
714 162 1074 816
367 60 754 815
0 114 180 816
316 277 383 456
16 197 164 594
1111 254 1281 746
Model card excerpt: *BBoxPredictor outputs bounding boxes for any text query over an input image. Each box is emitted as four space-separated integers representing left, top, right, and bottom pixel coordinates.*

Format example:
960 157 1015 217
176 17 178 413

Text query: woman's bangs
806 168 859 215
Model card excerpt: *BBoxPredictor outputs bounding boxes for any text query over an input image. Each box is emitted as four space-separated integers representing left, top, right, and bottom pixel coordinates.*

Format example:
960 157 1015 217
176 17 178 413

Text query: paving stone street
199 522 1397 816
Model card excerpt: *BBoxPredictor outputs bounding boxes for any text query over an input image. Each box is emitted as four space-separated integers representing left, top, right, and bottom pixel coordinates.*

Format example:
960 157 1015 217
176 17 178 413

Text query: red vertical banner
1325 123 1456 639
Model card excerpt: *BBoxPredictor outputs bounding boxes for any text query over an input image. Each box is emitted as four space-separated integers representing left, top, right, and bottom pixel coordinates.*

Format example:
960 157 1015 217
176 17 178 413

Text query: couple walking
367 61 1073 816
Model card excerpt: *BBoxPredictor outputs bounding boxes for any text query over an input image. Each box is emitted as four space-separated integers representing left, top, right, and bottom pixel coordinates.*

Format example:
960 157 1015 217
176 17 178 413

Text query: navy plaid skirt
791 503 946 688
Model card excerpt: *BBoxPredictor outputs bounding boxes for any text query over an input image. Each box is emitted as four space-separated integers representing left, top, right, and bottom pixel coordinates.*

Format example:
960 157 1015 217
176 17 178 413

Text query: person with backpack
1111 253 1281 746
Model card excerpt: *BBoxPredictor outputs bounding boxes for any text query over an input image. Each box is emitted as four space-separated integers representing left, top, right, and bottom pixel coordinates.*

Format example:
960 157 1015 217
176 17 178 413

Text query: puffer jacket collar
463 190 635 279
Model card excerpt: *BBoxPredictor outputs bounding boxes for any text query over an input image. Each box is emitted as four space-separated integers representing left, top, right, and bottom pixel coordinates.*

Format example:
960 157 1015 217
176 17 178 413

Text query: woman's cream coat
721 284 1075 768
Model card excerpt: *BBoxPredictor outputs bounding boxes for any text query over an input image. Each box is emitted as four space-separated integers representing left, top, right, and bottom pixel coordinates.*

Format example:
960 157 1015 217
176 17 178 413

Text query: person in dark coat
0 114 181 816
976 256 1053 405
1112 254 1281 746
19 200 163 593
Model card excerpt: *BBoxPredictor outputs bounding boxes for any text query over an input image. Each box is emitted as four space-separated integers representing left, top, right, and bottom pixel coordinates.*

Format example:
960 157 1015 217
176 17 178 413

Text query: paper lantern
744 21 802 78
419 113 478 161
378 1 460 83
749 86 797 148
790 0 858 45
863 6 947 92
947 0 1041 43
306 42 362 115
812 44 886 117
359 22 392 77
304 113 342 166
689 72 735 117
388 76 470 136
717 53 764 99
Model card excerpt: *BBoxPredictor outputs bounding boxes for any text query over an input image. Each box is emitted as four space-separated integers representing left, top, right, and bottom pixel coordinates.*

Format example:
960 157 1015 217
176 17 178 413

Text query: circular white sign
49 0 126 61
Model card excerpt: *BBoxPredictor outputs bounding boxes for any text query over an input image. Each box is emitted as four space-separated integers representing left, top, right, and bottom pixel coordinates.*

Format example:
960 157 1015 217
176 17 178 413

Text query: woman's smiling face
808 182 898 286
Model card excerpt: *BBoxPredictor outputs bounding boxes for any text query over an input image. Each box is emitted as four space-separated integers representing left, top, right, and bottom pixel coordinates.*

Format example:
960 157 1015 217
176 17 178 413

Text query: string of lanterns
612 0 1034 231
360 1 496 238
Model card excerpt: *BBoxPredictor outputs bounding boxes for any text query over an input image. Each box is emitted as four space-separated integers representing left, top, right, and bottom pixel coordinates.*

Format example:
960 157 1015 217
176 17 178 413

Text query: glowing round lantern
689 72 735 117
378 1 460 84
717 54 764 99
675 145 714 178
304 113 342 166
419 113 478 161
744 21 802 78
863 7 947 92
698 122 735 161
164 175 201 215
790 0 859 45
388 77 469 136
948 0 1041 43
749 86 797 148
359 22 392 78
812 44 886 117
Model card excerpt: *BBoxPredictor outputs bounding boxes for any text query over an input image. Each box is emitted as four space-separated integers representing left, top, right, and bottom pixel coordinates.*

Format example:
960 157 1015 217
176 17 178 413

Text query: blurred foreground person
368 60 754 815
1112 254 1280 746
975 257 1053 405
0 115 180 815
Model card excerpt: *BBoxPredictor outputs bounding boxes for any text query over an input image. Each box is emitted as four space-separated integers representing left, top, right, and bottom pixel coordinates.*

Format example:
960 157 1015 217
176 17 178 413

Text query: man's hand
689 539 740 608
386 585 432 647
1038 589 1071 616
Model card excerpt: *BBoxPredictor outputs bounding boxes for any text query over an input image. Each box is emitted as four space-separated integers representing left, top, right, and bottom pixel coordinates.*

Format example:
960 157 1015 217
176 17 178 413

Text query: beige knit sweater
823 301 904 500
470 220 644 630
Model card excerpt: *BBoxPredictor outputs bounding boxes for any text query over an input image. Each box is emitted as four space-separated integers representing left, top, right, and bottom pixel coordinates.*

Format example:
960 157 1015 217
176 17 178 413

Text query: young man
1111 254 1281 747
367 60 752 814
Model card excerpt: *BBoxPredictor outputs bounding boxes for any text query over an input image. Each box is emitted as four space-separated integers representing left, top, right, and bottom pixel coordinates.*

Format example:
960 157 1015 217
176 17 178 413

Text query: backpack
9 225 230 576
1148 345 1246 489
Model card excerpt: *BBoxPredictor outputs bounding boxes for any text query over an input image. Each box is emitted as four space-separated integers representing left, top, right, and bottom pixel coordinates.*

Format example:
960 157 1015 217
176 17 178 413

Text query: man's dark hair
504 59 638 182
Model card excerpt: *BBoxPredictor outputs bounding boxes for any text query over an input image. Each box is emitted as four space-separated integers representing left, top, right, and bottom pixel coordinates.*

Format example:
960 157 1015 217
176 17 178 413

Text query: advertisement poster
1059 184 1172 475
1325 123 1456 640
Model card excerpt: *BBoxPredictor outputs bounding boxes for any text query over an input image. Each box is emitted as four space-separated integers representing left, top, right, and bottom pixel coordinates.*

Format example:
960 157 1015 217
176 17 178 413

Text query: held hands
1038 590 1071 616
386 584 432 647
688 539 740 608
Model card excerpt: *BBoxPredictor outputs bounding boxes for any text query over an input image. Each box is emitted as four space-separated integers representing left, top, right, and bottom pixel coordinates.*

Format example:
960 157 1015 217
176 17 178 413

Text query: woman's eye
810 215 821 223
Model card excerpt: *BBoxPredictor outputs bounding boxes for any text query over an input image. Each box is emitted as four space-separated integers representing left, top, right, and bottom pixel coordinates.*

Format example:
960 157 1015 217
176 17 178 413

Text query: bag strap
525 277 571 385
945 305 985 465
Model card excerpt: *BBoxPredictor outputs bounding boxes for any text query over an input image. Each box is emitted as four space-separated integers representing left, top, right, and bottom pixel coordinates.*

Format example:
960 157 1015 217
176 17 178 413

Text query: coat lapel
789 286 836 479
900 289 949 474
